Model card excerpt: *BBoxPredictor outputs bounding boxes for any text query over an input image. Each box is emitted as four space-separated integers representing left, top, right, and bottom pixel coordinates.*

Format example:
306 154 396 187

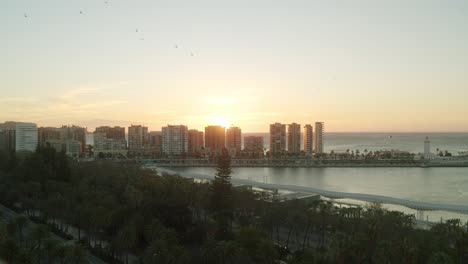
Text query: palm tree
66 244 87 264
14 215 28 247
318 201 333 249
54 244 70 264
114 223 137 264
43 238 59 264
201 239 221 263
218 240 239 264
30 224 49 264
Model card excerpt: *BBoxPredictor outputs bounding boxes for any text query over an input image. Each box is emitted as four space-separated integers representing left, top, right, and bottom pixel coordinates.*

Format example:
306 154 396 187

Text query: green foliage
0 149 467 263
210 149 234 240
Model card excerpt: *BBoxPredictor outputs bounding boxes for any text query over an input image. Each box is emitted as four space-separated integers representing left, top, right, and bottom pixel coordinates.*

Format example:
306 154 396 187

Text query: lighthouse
424 136 431 159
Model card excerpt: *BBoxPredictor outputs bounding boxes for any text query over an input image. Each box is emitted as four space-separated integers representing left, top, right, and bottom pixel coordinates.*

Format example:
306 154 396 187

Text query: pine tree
210 148 234 240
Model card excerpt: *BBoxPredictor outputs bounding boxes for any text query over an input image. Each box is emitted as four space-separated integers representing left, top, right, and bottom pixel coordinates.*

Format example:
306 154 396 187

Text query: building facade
148 131 163 155
15 123 38 152
93 126 127 157
95 126 125 141
243 136 264 153
162 125 188 155
303 124 314 157
60 126 86 152
38 127 61 147
314 122 324 155
205 125 225 155
287 123 301 154
269 123 286 154
128 125 148 150
188 129 204 155
0 122 16 152
226 126 242 156
38 126 86 157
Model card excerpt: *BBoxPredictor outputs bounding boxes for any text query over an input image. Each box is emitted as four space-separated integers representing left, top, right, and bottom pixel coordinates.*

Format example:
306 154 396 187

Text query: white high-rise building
303 124 313 157
314 122 324 155
162 125 188 155
15 123 38 152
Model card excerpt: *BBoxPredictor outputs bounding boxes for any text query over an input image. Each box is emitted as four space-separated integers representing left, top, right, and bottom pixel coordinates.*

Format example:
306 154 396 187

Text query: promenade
141 158 468 168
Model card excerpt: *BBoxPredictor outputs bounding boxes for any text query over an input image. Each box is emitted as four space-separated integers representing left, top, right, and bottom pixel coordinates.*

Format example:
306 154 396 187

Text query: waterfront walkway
150 166 468 215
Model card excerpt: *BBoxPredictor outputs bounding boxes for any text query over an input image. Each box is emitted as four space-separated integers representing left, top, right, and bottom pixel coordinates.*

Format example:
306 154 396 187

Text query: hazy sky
2 0 468 132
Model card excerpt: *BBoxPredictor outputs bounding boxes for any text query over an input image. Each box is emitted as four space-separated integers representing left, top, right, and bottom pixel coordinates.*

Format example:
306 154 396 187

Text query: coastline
141 158 468 168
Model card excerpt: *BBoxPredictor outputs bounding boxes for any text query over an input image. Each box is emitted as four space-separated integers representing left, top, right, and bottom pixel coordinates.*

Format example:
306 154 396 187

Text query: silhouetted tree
210 149 234 240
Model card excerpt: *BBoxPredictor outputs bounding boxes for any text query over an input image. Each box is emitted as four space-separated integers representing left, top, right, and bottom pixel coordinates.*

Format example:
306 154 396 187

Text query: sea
169 132 468 223
243 132 468 155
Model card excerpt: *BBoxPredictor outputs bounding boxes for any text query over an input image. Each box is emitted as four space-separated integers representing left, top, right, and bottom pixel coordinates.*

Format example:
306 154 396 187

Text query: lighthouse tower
424 136 431 159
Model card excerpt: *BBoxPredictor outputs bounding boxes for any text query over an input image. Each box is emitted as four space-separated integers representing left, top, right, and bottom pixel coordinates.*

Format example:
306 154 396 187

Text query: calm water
244 132 468 154
170 166 468 222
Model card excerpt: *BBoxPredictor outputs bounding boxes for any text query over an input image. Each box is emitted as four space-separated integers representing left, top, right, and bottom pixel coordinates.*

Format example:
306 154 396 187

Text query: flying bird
24 13 28 18
80 11 83 14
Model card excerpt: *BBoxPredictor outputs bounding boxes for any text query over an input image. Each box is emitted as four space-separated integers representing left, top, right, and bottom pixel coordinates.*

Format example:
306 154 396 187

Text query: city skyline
2 1 468 132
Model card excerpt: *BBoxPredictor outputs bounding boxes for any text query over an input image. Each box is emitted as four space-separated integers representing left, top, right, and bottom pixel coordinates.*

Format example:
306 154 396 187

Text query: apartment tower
314 122 324 155
269 123 286 154
162 125 189 155
226 126 242 155
205 125 225 155
287 123 301 154
303 124 314 157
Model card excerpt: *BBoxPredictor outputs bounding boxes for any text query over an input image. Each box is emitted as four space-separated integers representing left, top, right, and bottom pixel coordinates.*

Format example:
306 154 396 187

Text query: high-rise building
287 123 301 154
15 123 38 152
162 125 188 155
95 126 125 141
38 126 86 157
269 123 286 154
188 129 204 155
226 126 242 155
0 122 16 152
65 140 82 157
244 136 264 153
60 126 86 152
303 124 314 157
314 122 324 155
128 125 148 150
148 131 162 155
93 126 127 157
38 127 61 147
205 125 225 154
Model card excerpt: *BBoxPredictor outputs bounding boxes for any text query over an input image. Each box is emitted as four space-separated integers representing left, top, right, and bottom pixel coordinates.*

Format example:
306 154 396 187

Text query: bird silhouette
80 11 83 14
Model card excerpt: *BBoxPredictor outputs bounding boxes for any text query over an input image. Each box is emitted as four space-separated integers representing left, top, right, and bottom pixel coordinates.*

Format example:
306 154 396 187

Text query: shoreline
140 159 468 168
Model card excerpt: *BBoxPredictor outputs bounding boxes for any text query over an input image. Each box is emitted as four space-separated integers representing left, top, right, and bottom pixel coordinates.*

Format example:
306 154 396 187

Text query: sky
1 0 468 132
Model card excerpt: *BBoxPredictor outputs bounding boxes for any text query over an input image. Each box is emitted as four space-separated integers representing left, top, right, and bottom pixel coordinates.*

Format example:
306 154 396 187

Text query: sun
208 115 231 128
